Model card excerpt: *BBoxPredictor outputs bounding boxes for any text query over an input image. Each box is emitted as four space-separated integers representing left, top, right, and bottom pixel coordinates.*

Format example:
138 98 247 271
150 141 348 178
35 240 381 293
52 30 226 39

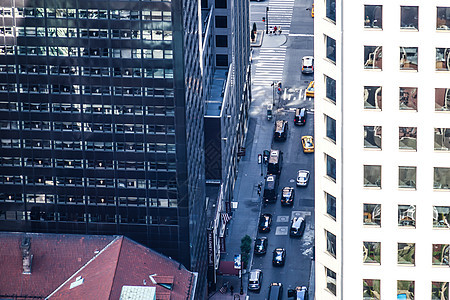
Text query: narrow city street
213 0 315 298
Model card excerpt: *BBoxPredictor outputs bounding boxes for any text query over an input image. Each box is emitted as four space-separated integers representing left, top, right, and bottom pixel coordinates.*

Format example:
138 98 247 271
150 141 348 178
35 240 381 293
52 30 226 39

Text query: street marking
291 211 312 219
276 215 290 223
288 94 292 101
289 33 314 37
275 226 289 235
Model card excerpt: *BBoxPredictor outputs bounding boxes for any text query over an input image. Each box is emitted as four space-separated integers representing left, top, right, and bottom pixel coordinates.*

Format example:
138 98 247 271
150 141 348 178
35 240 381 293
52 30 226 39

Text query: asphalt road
247 0 314 298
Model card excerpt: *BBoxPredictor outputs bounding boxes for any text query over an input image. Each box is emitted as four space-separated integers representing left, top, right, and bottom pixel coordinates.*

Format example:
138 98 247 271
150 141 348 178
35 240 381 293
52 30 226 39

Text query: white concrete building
314 1 450 299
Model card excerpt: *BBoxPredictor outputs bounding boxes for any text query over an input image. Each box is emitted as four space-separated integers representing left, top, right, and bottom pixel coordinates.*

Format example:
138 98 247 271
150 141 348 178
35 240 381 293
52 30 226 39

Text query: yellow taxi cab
311 4 314 18
301 136 314 153
305 81 314 98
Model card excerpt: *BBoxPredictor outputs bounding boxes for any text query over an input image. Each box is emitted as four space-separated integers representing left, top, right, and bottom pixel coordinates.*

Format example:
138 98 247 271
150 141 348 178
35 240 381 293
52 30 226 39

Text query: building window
363 279 380 300
215 16 227 28
215 0 227 9
400 47 418 71
326 230 336 258
326 115 336 143
326 154 336 181
399 166 416 189
399 127 417 151
435 128 450 151
364 204 381 226
435 88 450 111
364 165 381 188
325 267 336 295
437 7 450 30
398 205 416 227
364 46 382 69
436 48 450 71
363 242 381 264
432 282 449 300
364 126 382 149
398 243 415 265
364 86 382 109
215 35 228 47
399 87 418 111
432 244 449 266
433 206 450 228
216 54 228 66
326 193 336 219
326 0 336 22
434 168 450 190
401 6 418 30
364 5 382 29
325 75 336 103
326 36 336 63
397 281 415 300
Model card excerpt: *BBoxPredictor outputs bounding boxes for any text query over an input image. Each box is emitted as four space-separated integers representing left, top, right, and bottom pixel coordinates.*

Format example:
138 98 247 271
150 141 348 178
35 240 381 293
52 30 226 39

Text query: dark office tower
0 1 207 296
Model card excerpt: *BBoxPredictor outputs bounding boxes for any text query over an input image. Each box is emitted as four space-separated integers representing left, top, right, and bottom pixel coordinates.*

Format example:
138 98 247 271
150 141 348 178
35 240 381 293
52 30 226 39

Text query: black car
280 187 295 206
272 248 286 266
294 108 307 126
254 237 268 255
288 286 309 300
258 213 273 233
290 217 306 238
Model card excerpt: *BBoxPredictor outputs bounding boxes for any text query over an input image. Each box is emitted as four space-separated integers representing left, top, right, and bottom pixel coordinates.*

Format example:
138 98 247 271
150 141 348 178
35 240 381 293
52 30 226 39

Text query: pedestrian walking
278 26 282 34
274 26 277 34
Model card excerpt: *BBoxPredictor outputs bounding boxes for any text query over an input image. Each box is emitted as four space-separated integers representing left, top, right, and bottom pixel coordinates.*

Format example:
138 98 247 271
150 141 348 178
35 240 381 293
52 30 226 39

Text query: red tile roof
0 233 196 300
0 232 115 299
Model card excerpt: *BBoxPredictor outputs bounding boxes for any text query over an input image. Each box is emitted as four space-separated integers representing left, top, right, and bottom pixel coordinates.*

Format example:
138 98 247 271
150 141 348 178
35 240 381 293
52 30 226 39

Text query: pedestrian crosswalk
249 0 295 35
252 46 287 87
267 0 295 34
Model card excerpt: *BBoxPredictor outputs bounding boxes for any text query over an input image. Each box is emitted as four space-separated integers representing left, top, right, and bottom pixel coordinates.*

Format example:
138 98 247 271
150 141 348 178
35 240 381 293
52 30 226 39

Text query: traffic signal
262 17 265 22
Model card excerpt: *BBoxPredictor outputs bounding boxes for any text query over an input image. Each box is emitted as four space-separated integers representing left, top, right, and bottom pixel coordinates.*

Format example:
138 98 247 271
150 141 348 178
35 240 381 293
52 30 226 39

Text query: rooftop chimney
20 237 32 274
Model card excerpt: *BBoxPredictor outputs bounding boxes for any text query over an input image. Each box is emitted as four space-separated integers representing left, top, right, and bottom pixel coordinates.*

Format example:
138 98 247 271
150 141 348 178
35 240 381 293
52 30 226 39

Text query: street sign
234 254 241 269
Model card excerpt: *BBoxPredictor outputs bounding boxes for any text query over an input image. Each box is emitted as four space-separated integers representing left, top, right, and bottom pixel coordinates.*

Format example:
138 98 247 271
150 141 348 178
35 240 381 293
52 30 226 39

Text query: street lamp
234 254 243 295
239 259 243 295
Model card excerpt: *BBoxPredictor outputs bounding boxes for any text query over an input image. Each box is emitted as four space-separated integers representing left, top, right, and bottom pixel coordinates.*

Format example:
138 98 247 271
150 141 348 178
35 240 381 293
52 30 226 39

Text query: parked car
301 136 314 153
268 282 283 300
258 213 273 233
290 217 306 238
254 237 268 255
294 107 307 126
272 248 286 266
288 286 309 300
305 81 314 97
301 56 314 74
281 187 295 206
248 269 263 291
296 170 310 187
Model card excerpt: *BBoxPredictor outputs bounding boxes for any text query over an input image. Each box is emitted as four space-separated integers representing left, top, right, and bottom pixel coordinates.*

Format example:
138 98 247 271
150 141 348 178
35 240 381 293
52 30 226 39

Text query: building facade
0 1 208 297
315 1 450 299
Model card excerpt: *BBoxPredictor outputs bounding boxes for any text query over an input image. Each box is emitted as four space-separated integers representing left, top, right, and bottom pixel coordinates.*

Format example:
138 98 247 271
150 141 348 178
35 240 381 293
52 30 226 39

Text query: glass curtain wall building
0 0 207 296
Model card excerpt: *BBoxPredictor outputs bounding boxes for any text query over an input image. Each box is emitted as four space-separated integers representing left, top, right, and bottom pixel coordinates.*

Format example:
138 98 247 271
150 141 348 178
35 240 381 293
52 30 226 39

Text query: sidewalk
251 30 288 48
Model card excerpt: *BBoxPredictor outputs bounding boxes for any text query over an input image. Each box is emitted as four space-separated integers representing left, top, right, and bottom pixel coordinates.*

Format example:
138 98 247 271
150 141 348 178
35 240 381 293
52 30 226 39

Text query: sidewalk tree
240 235 252 269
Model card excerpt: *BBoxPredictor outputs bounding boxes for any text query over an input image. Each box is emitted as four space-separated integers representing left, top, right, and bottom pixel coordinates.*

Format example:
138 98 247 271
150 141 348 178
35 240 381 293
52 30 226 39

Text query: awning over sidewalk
218 261 239 276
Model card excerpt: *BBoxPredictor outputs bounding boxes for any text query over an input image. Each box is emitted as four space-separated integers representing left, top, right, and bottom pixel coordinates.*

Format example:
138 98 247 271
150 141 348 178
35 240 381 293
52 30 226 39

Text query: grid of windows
320 5 450 299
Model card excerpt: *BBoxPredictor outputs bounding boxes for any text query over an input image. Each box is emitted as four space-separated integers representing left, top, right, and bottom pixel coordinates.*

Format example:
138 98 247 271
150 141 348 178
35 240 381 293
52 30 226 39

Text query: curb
250 30 264 47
